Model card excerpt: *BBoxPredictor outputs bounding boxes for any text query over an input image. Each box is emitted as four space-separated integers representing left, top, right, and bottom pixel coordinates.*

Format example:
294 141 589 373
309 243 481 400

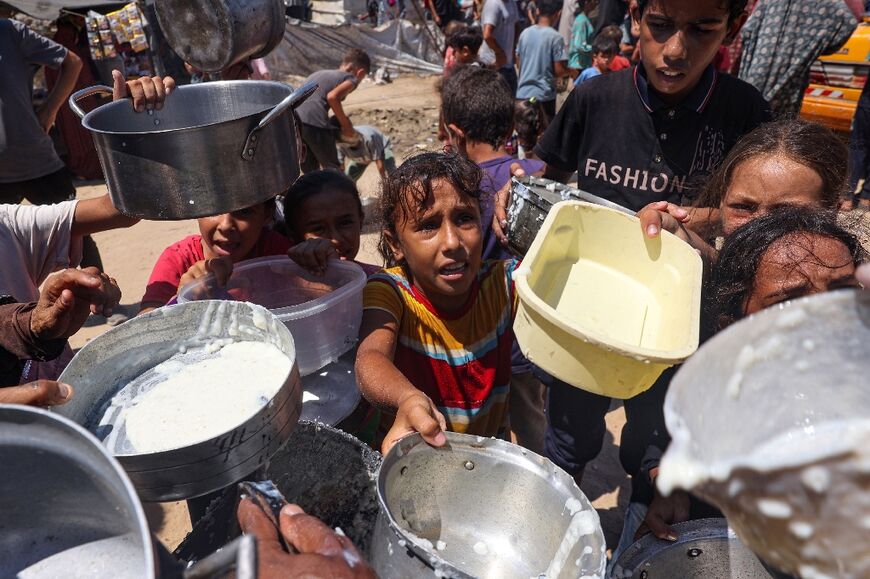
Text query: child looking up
573 35 618 86
515 0 569 123
440 64 546 453
355 153 519 453
139 200 289 313
282 170 381 275
295 49 372 172
638 119 848 259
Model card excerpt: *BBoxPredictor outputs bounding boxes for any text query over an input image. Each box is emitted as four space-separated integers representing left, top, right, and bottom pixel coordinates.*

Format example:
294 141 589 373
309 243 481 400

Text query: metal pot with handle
68 80 316 220
155 0 286 73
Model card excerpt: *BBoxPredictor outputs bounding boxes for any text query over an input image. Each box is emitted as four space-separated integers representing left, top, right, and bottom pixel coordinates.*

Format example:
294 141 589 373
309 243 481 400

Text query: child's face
593 52 615 71
198 203 272 262
388 179 483 312
744 233 858 315
631 0 744 104
456 46 477 64
290 190 363 261
721 154 825 236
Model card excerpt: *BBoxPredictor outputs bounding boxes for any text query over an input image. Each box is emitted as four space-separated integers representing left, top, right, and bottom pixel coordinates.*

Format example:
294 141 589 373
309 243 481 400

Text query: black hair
591 34 619 56
537 0 562 17
282 170 363 241
696 119 848 212
446 24 484 52
708 206 863 331
440 65 514 149
515 99 546 152
636 0 748 24
342 48 372 74
378 152 483 268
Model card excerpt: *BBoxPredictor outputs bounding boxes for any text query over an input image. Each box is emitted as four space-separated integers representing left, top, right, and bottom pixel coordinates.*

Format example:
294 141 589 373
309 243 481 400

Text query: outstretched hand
30 268 121 340
637 201 690 240
178 256 235 297
0 380 73 407
288 238 342 275
382 392 447 455
635 488 691 542
112 70 176 112
237 499 375 579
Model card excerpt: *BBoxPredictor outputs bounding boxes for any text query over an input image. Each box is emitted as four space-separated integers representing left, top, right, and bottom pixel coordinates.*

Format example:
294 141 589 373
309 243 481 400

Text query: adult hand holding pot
237 498 375 579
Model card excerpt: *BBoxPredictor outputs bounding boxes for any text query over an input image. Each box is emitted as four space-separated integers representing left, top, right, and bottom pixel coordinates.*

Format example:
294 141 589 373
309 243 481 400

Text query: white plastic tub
178 256 366 375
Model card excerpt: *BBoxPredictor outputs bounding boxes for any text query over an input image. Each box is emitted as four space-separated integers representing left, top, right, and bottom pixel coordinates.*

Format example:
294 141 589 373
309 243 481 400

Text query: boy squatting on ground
491 0 772 518
295 49 372 173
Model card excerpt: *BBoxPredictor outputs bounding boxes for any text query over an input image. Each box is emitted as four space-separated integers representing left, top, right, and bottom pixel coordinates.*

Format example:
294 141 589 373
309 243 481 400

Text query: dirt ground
64 73 631 554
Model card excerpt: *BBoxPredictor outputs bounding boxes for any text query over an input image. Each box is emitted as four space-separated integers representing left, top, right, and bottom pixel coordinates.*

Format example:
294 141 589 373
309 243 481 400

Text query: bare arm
554 59 569 78
424 0 442 25
483 24 507 67
356 309 447 453
374 158 387 179
37 51 82 133
71 194 138 237
327 80 358 137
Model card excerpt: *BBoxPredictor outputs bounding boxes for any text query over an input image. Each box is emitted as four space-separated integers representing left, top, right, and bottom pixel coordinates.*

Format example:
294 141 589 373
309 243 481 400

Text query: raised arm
71 194 138 237
355 309 447 453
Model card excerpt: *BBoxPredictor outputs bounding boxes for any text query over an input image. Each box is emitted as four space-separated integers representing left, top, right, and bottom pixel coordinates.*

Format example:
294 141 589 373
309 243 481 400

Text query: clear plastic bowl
177 256 366 376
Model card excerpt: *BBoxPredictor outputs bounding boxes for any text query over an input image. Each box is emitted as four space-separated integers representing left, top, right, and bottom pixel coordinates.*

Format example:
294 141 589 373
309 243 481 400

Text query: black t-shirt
535 65 772 211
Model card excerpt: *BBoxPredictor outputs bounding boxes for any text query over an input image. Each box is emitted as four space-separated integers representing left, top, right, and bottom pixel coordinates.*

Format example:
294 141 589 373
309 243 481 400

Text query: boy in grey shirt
515 0 569 123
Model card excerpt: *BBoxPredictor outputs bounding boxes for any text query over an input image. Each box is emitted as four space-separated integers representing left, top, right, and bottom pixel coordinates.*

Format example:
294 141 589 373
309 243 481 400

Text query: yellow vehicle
800 19 870 133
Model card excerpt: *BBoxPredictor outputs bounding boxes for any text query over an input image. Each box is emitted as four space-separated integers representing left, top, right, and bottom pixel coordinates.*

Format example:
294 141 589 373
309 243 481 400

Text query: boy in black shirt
495 0 772 547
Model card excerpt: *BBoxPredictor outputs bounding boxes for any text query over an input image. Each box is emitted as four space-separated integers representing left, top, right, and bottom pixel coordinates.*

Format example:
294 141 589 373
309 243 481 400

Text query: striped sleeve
363 273 404 322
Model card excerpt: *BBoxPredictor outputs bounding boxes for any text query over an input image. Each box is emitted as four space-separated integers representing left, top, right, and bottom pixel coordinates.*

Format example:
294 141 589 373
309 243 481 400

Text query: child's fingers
638 205 666 238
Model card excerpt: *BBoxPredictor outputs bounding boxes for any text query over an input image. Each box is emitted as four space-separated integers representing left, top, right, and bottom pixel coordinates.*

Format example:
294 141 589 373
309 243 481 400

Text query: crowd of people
2 0 870 577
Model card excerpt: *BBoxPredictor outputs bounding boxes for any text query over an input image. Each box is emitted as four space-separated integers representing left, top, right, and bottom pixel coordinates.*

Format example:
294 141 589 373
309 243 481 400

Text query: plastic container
513 201 702 399
178 256 366 376
658 290 870 579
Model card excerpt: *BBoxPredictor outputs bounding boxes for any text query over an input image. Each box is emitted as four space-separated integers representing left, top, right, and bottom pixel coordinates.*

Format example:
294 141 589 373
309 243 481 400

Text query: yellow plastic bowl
514 201 702 399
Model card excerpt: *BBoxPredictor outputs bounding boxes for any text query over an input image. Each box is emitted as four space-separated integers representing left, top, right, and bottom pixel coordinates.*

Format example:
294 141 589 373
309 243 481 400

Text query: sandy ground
66 73 630 553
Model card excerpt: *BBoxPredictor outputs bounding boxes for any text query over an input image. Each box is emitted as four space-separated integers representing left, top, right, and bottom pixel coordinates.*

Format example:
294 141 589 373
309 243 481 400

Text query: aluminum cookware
507 175 634 257
371 432 606 578
155 0 286 73
0 405 155 579
612 518 785 578
175 421 382 563
68 80 316 220
658 290 870 579
55 300 302 502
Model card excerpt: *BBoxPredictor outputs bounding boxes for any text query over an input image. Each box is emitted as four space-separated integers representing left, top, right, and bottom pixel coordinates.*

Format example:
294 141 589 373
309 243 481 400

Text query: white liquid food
120 341 291 453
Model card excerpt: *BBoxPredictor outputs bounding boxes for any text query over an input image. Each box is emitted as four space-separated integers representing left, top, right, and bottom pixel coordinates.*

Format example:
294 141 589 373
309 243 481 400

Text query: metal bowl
56 300 302 502
175 421 382 563
0 406 155 578
613 518 784 578
371 432 607 579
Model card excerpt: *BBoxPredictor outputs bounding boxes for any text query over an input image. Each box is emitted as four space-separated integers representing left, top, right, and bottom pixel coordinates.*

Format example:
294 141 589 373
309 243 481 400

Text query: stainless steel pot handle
242 81 318 161
183 534 257 579
68 85 114 119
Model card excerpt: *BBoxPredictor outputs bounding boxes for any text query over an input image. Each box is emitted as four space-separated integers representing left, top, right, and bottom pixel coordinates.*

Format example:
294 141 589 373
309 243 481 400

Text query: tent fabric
3 0 126 21
265 19 444 78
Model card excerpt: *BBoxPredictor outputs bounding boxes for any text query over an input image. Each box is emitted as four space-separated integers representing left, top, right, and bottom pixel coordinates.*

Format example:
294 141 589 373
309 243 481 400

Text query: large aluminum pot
0 405 155 578
371 432 607 578
612 518 785 578
56 300 303 502
658 289 870 579
155 0 286 73
68 80 316 220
